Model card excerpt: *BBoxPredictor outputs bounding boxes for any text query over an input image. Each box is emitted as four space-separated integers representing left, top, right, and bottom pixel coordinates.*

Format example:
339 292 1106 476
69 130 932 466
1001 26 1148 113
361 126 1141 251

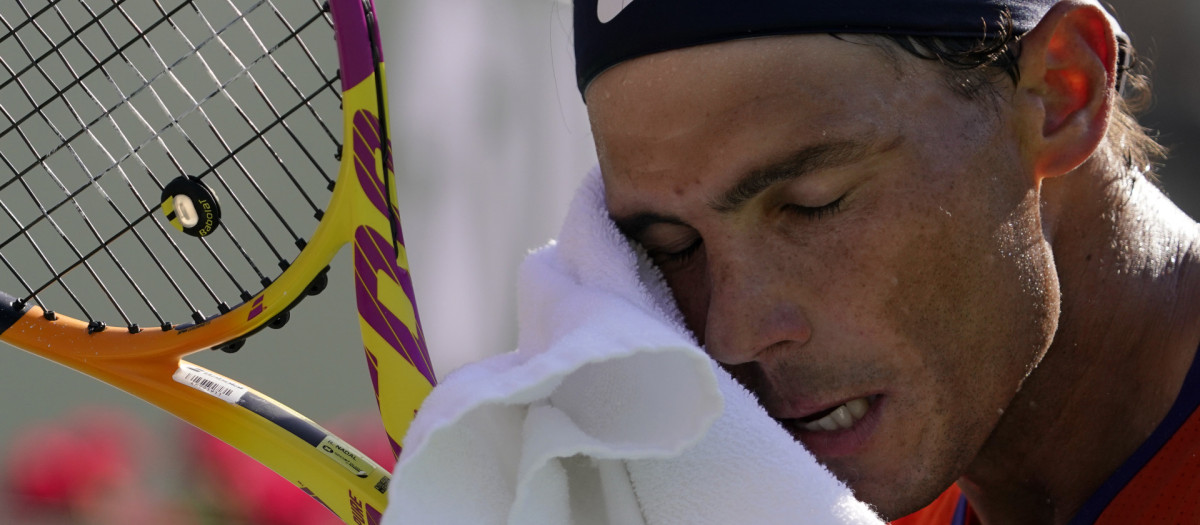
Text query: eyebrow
611 138 879 239
708 140 871 213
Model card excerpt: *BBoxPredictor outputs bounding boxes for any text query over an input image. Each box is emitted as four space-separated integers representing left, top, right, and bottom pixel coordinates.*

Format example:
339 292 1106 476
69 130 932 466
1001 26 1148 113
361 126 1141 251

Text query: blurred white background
0 0 594 518
383 0 596 374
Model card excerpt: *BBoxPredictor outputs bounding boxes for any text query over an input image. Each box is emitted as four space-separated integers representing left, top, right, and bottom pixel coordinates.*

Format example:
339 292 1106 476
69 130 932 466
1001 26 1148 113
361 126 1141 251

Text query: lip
770 392 881 421
776 394 885 458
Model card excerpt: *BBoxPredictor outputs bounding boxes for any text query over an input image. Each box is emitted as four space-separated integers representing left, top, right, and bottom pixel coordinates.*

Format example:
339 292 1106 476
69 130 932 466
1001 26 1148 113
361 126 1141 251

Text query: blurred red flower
2 406 178 524
181 410 393 525
4 405 397 524
5 407 143 509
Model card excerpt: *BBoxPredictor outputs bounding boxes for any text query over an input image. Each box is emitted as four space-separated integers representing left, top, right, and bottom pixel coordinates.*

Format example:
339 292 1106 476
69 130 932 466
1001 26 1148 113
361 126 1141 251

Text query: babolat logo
160 175 222 238
195 198 216 236
348 490 383 525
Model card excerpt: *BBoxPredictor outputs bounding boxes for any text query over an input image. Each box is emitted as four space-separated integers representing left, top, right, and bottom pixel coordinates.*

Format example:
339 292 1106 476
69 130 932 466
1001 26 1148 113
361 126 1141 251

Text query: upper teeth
802 398 870 432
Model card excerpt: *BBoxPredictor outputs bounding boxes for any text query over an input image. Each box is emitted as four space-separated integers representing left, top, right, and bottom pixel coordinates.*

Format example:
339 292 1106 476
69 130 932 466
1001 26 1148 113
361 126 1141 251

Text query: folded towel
384 166 883 525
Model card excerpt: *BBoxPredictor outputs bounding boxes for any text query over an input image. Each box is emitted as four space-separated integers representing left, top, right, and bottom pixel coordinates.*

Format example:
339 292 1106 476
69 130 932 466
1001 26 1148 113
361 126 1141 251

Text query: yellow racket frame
0 1 432 522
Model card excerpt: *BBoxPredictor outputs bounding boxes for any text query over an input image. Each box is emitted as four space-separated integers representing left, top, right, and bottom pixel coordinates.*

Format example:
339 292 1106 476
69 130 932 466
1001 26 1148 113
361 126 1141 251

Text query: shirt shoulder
895 345 1200 525
1076 344 1200 524
891 485 968 525
1091 403 1200 524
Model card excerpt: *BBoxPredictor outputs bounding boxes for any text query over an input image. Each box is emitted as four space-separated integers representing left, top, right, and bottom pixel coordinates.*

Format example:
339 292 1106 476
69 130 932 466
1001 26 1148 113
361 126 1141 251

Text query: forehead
584 35 873 122
584 35 922 184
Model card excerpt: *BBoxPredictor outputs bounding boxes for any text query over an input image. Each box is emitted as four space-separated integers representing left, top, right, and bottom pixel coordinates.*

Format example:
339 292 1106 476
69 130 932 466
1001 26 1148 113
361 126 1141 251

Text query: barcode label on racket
173 365 249 404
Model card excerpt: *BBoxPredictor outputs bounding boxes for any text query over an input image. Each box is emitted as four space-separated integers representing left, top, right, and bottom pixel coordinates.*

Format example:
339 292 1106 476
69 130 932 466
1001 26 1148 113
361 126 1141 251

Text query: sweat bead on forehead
573 0 1118 96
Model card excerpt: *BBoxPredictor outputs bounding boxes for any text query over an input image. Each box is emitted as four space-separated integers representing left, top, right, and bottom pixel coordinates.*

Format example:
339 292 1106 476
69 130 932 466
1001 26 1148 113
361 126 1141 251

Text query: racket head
0 0 434 521
0 0 340 354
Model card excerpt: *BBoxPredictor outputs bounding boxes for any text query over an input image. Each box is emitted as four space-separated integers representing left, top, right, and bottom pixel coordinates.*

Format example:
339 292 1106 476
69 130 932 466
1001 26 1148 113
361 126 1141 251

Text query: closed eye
782 195 844 221
648 237 703 267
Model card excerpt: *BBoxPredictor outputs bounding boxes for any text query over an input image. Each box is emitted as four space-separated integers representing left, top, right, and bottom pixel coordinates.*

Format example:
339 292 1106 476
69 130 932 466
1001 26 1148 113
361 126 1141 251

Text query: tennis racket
0 0 435 523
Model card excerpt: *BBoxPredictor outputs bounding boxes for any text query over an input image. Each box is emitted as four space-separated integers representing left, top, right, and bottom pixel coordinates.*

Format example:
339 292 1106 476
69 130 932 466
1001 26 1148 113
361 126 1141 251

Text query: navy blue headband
574 0 1063 95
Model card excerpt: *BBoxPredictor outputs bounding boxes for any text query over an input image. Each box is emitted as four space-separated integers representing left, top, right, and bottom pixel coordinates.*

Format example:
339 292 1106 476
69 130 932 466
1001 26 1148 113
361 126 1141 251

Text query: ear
1016 1 1118 179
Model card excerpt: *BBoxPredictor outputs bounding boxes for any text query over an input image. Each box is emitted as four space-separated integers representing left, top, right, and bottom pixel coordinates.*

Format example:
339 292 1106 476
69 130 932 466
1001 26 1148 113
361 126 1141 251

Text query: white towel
384 166 883 525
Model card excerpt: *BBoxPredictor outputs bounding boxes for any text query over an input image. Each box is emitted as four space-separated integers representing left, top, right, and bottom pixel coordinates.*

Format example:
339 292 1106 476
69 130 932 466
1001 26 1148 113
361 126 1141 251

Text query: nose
702 238 813 365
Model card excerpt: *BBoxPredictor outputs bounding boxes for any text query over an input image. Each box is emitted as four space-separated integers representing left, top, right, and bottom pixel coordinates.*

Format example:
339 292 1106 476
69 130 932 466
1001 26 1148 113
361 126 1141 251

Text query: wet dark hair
874 12 1165 179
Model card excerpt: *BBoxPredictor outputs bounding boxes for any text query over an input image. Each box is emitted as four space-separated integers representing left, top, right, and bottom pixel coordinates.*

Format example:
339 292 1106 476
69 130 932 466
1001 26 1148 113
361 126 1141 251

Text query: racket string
0 0 341 327
13 2 187 327
0 0 197 237
98 0 337 298
36 1 248 325
139 0 342 274
0 1 216 309
3 72 342 322
240 0 342 190
0 0 221 323
0 4 145 326
0 1 194 192
0 250 38 306
0 169 125 326
243 4 340 211
176 1 323 237
130 1 292 276
16 0 281 325
0 199 93 318
101 1 274 301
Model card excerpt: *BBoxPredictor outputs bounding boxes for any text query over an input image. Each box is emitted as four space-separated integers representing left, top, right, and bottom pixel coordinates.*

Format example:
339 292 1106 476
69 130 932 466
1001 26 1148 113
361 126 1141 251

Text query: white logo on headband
597 0 636 23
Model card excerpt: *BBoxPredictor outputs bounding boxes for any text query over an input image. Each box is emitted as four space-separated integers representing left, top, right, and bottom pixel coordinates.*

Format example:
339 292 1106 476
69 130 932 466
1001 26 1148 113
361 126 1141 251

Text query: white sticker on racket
317 435 377 478
173 364 249 404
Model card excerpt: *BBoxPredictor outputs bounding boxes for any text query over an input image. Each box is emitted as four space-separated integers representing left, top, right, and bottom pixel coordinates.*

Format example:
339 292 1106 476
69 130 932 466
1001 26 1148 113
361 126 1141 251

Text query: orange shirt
891 485 975 525
894 346 1200 525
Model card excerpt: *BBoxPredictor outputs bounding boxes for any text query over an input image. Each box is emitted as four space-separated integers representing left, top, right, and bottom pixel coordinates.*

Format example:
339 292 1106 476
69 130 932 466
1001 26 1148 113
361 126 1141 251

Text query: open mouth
787 395 878 432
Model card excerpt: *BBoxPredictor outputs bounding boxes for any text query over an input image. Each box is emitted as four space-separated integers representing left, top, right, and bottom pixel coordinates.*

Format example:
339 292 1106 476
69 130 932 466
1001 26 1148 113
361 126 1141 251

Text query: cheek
881 188 1060 410
886 215 999 359
858 117 1058 387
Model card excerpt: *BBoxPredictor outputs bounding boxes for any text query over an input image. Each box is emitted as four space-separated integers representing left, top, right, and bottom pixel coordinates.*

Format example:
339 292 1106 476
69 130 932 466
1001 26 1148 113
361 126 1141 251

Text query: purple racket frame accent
328 0 435 464
329 0 382 91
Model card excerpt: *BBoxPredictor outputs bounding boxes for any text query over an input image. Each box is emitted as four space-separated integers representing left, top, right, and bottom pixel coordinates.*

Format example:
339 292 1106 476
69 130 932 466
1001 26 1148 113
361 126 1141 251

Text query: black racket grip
0 291 30 334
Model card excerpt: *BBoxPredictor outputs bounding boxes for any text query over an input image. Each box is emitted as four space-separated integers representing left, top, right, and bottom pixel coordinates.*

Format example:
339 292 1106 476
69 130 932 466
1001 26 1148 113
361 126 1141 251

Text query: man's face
587 36 1061 517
